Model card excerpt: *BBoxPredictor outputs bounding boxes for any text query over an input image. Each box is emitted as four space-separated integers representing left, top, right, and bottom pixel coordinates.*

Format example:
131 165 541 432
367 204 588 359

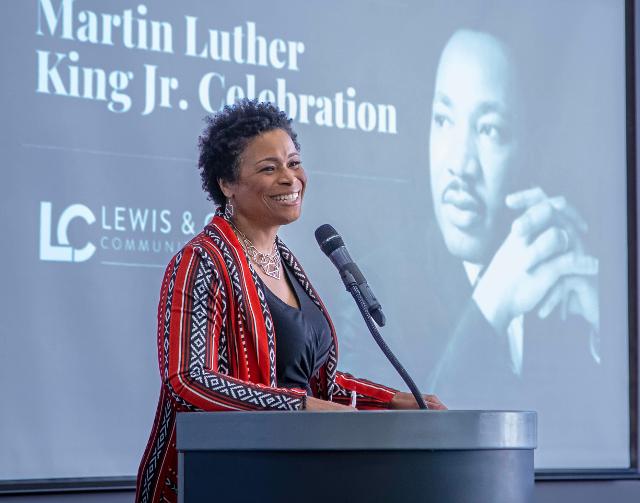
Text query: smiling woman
135 99 445 503
219 128 306 235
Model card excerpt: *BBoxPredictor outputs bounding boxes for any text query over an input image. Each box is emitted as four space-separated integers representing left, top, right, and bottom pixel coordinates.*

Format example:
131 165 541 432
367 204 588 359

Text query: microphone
315 224 386 327
314 223 428 409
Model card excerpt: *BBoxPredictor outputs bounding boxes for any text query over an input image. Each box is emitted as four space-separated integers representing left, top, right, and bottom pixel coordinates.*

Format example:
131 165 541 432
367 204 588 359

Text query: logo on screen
39 201 96 262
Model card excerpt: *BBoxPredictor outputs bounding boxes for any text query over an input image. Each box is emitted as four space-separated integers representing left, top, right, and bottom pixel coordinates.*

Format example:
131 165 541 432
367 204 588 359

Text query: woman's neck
231 214 279 253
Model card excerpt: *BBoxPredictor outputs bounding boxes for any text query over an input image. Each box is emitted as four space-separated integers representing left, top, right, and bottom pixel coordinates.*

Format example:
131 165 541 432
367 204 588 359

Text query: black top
261 263 333 394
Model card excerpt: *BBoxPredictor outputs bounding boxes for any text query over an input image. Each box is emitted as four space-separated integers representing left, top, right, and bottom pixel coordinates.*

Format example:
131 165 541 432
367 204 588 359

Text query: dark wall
1 480 640 503
536 480 640 502
0 493 132 503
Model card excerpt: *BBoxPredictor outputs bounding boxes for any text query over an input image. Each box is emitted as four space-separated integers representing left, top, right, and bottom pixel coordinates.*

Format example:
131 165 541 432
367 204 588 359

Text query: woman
136 100 445 503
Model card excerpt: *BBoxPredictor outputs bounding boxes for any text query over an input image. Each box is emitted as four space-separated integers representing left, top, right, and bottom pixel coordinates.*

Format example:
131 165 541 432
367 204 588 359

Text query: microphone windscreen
315 224 345 255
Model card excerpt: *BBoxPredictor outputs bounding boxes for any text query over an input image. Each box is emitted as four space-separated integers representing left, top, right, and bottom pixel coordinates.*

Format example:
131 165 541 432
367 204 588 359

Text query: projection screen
0 0 633 482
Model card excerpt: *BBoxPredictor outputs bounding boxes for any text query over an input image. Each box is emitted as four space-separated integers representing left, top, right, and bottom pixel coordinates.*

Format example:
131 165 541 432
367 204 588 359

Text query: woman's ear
218 178 233 199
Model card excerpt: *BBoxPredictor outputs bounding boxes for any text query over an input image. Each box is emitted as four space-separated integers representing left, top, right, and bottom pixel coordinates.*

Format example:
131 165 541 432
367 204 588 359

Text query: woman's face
222 128 306 229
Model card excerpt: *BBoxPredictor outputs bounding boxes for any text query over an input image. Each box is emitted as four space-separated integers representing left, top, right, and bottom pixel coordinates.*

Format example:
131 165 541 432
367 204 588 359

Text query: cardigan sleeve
158 245 307 412
331 371 398 409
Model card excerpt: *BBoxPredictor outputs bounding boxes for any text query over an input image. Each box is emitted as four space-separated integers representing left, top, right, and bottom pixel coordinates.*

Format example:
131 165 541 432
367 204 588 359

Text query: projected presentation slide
0 0 630 481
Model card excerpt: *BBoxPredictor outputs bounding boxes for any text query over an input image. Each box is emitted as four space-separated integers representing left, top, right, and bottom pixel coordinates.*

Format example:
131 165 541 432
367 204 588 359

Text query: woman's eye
261 166 275 172
288 160 301 169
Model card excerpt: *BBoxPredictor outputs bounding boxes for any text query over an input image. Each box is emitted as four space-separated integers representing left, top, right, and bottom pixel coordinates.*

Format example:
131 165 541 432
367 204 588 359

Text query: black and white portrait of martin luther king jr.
424 28 600 401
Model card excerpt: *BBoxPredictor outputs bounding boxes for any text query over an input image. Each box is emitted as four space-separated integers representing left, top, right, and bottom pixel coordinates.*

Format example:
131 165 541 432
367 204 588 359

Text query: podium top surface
177 410 536 451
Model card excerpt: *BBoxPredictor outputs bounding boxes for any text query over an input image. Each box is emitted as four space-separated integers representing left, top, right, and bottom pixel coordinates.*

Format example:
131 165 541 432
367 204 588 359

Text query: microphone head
315 224 345 256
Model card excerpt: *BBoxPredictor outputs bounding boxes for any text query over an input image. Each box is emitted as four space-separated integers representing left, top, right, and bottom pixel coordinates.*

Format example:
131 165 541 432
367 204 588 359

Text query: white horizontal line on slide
22 143 194 164
22 143 411 184
101 261 166 268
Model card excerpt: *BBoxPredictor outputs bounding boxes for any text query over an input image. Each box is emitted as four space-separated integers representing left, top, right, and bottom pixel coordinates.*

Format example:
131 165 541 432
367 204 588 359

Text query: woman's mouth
270 191 301 204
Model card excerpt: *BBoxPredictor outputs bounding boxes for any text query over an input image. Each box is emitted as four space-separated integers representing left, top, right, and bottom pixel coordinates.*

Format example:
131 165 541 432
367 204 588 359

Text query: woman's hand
304 396 357 411
389 392 447 410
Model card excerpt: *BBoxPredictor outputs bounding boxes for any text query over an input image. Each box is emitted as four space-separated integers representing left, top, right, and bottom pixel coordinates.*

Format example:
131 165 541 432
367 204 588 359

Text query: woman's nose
278 166 295 184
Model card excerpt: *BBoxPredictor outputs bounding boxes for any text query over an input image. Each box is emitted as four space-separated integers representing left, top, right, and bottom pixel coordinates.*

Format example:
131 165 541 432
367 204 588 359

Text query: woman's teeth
271 192 299 202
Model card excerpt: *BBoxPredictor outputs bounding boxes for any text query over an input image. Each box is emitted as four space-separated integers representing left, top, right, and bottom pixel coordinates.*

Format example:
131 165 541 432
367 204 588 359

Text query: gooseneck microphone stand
346 280 428 410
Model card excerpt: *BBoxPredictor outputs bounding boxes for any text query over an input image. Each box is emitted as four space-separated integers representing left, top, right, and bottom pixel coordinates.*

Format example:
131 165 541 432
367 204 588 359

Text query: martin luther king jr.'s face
429 30 520 264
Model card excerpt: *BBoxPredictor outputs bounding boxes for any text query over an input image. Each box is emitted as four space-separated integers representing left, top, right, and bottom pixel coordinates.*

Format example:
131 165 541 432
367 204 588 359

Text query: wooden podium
177 410 536 503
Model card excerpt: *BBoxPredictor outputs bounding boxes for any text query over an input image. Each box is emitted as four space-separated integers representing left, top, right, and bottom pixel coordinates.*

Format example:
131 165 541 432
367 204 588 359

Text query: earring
224 198 234 220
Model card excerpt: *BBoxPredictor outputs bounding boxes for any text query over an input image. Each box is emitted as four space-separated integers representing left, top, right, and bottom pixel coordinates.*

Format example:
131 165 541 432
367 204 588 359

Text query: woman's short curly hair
197 99 300 205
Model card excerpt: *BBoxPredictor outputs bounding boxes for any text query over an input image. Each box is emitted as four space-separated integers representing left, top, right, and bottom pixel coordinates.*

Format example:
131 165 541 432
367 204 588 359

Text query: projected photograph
0 0 631 486
398 20 619 468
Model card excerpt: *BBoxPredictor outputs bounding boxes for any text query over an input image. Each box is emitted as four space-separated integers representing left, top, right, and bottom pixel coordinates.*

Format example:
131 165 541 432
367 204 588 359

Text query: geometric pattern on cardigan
138 390 173 503
206 227 278 387
188 254 304 408
190 243 230 375
136 215 398 503
161 250 181 383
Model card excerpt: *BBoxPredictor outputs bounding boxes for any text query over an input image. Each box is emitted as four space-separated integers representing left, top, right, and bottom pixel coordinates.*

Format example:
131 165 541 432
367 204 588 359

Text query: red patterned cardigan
135 215 398 503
